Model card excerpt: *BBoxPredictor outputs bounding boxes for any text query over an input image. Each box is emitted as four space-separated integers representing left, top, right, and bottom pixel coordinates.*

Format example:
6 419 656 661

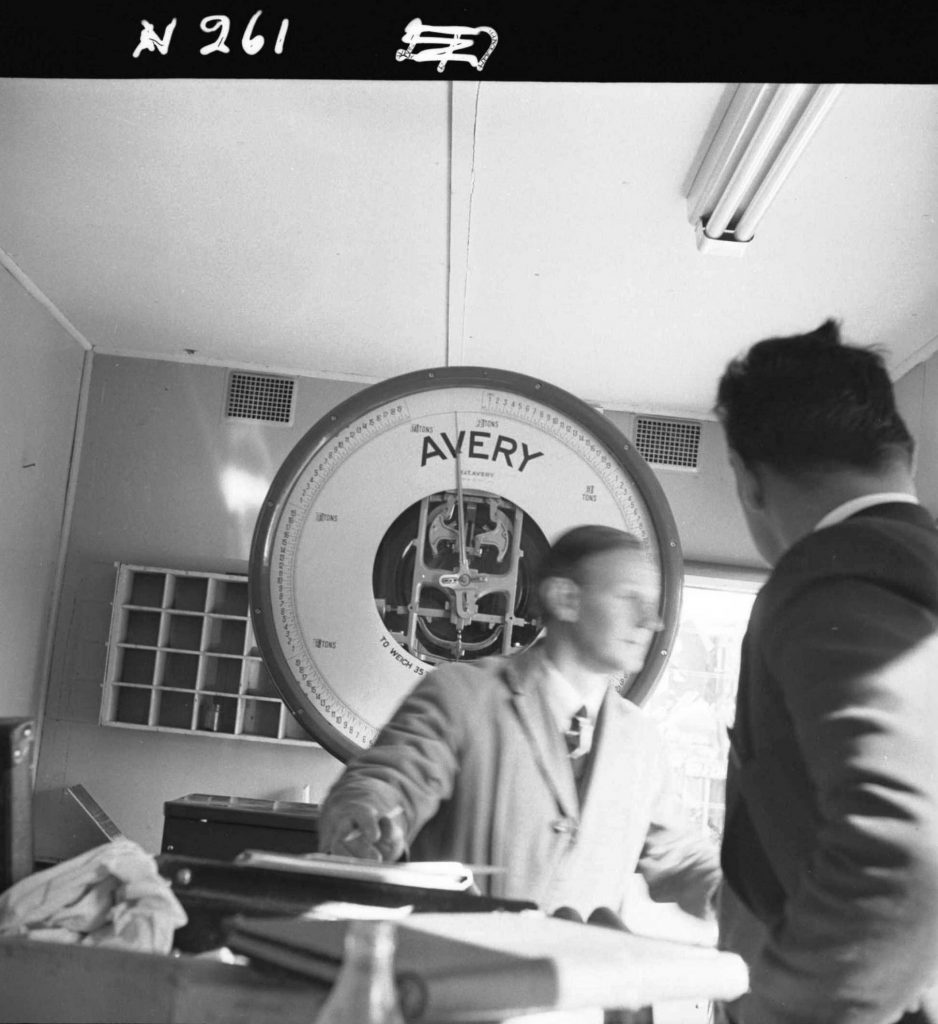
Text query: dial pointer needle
454 416 469 658
455 441 468 573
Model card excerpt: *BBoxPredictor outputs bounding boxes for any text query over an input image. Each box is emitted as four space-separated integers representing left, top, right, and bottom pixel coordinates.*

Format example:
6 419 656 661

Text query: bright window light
644 571 764 841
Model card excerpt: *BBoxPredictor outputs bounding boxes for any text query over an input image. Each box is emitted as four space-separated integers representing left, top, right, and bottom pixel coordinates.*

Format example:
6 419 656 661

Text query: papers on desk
223 910 749 1022
233 850 479 891
301 901 415 920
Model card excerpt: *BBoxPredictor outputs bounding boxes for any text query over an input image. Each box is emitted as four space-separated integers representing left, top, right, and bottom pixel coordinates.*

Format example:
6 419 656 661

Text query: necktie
565 706 592 797
565 706 591 759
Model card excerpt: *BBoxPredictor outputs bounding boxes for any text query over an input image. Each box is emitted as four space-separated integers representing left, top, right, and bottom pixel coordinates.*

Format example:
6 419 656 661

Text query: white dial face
251 368 682 760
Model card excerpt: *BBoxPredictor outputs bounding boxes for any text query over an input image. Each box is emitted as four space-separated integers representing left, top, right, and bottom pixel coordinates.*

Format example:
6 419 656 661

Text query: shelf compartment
164 652 199 689
242 701 281 739
124 610 161 647
196 694 239 734
116 647 157 686
156 689 196 730
243 659 280 698
128 572 167 608
210 579 249 617
204 617 247 656
113 685 154 726
199 657 242 695
171 575 209 612
166 613 204 652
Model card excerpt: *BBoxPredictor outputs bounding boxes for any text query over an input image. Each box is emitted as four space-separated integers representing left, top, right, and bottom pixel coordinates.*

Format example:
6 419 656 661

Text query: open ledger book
224 911 749 1022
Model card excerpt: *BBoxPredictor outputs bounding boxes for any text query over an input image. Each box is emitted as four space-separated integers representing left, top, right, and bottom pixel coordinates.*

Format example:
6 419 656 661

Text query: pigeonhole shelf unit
100 564 316 746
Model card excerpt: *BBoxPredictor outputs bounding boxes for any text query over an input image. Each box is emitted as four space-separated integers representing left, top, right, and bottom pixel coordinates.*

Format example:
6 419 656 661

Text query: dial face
249 367 683 761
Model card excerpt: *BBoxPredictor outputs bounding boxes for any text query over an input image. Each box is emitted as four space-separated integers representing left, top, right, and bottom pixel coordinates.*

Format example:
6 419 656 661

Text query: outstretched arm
317 670 465 861
637 727 722 922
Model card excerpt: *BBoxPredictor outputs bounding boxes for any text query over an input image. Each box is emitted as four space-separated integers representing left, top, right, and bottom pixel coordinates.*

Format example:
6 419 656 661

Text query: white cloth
0 838 187 953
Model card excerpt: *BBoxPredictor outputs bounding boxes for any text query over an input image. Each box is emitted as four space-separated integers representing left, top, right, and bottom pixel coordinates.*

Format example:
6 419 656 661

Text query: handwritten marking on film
396 18 497 73
133 11 289 58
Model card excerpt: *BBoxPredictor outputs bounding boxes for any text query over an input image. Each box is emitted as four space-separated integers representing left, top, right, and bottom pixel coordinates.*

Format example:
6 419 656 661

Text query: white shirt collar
813 492 919 532
540 653 608 734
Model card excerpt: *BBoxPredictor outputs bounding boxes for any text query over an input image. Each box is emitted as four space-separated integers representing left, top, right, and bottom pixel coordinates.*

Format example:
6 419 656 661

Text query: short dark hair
535 526 642 623
715 319 914 474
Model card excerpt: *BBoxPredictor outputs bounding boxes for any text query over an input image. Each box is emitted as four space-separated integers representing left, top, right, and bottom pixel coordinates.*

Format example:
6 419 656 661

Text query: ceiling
3 78 938 418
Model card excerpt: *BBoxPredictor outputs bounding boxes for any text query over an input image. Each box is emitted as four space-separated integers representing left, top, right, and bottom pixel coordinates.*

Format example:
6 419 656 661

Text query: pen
340 804 405 845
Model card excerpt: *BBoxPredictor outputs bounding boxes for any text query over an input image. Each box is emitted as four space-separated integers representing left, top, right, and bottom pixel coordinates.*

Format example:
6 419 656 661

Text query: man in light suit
714 319 938 1023
317 525 720 922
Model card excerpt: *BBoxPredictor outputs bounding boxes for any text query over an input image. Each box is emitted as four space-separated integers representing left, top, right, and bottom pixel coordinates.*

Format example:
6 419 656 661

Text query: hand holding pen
318 802 406 862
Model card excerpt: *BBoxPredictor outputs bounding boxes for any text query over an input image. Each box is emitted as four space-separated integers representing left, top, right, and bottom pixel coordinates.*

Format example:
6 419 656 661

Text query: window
644 568 764 842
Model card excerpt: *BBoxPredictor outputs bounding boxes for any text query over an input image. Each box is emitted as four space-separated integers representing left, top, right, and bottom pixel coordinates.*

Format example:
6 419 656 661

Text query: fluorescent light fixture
687 83 843 255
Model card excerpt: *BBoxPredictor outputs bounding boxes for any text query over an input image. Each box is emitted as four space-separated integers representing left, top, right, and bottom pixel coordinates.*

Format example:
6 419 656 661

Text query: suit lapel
503 649 579 818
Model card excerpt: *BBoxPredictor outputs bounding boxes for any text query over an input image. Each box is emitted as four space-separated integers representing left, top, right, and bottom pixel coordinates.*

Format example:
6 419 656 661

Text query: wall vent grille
226 372 296 425
634 416 701 470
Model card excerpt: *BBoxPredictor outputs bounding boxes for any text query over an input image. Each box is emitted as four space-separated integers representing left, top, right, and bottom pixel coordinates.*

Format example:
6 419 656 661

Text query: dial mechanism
249 366 683 761
373 489 550 665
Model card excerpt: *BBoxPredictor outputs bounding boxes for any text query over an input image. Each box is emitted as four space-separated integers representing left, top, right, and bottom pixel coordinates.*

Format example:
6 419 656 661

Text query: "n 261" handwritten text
133 10 289 58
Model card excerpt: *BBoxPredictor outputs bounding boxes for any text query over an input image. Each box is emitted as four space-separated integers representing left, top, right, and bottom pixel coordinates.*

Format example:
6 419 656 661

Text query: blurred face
569 548 663 674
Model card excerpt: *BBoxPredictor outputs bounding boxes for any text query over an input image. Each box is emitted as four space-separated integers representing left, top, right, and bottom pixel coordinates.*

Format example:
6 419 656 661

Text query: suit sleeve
737 577 938 1024
319 669 467 846
636 723 722 920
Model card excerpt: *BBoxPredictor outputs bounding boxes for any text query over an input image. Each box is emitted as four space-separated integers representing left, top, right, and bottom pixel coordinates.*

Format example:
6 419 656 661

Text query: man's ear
539 576 580 623
728 450 765 512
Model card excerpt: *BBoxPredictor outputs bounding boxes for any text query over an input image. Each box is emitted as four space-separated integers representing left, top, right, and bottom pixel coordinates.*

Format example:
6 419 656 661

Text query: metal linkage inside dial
373 490 550 663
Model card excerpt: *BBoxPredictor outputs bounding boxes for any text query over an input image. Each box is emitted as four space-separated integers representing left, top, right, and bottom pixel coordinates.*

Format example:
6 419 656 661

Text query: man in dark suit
714 319 938 1023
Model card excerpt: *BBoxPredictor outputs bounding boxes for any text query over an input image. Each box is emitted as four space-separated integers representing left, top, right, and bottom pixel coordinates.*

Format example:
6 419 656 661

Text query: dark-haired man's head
537 525 661 676
715 320 916 565
715 319 913 476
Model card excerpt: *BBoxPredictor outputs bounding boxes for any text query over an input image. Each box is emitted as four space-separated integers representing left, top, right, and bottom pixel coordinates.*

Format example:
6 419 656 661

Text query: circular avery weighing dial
249 366 682 761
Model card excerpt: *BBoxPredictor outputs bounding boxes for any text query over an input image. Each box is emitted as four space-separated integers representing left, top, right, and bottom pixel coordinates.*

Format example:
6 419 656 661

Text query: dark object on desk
0 718 35 892
157 853 537 953
161 793 320 860
223 912 560 1023
588 906 629 931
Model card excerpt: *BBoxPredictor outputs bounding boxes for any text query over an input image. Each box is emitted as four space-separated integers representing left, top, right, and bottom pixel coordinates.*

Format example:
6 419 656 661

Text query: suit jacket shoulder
760 502 938 613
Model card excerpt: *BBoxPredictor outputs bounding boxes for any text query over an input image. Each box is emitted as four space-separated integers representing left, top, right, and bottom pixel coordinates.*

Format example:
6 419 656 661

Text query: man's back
714 320 938 1024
